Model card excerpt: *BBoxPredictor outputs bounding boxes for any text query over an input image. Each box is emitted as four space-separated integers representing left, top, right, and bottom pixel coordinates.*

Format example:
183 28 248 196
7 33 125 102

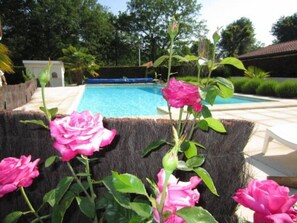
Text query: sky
97 0 297 46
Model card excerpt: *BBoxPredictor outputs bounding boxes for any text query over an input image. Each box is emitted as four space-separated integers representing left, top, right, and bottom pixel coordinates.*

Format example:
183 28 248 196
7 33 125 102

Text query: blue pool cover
84 78 154 84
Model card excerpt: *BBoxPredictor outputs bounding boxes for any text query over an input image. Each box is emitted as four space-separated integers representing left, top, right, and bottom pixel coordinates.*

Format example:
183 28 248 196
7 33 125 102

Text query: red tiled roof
238 39 297 59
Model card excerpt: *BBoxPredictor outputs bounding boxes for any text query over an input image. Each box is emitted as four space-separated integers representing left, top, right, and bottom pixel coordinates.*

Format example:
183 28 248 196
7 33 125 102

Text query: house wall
240 54 297 78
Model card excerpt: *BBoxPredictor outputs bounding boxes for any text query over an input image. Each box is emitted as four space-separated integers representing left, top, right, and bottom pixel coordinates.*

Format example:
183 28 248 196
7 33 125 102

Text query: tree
271 13 297 43
118 0 207 62
60 45 99 85
218 17 257 57
0 43 14 73
0 0 116 65
0 19 14 73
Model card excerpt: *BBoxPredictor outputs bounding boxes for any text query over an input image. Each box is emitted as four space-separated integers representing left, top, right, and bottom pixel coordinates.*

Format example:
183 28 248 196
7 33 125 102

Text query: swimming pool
77 84 271 117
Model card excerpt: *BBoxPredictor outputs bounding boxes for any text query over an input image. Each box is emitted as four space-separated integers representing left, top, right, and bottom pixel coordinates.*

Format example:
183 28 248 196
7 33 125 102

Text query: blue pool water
77 84 270 117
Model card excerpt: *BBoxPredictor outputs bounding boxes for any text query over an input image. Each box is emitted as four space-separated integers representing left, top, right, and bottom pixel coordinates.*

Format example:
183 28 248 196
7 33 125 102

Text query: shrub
244 66 270 79
231 78 247 93
275 81 297 98
256 80 278 96
241 79 263 94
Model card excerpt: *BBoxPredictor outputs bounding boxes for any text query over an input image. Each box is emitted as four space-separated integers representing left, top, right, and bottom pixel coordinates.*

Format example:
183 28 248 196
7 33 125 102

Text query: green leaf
192 141 206 150
43 189 56 207
176 207 218 223
184 141 197 159
45 156 57 168
180 140 190 152
212 31 220 45
54 177 74 205
196 120 208 131
43 176 74 206
215 77 234 99
129 202 152 218
38 61 51 87
186 155 205 168
204 117 226 133
142 139 167 157
204 86 219 105
48 107 58 118
220 57 246 71
19 119 48 129
51 191 75 223
3 211 23 223
102 175 131 208
112 172 148 196
177 160 193 171
76 196 96 218
194 167 218 196
172 55 189 62
98 193 138 223
153 55 169 67
201 105 212 118
69 181 90 195
184 55 198 61
39 106 52 120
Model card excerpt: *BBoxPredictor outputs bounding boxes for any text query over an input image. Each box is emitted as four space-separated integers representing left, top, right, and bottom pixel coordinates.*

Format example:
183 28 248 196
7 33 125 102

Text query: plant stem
157 170 171 222
177 108 183 137
66 162 92 200
206 42 217 86
188 117 198 140
166 38 174 85
41 85 50 122
85 157 99 223
20 187 44 223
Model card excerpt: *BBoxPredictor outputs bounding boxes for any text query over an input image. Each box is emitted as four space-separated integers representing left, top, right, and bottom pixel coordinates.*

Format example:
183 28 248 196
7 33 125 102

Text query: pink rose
161 78 202 112
0 155 40 198
50 111 116 161
153 168 201 223
233 179 297 223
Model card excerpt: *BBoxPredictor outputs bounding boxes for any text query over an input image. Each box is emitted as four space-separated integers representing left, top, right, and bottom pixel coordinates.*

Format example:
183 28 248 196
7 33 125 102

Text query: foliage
60 45 99 85
244 66 270 79
271 13 297 43
240 79 263 94
118 0 207 62
0 43 14 73
230 78 248 93
231 77 297 98
218 17 258 57
22 69 35 81
0 0 115 65
275 80 297 98
255 80 278 97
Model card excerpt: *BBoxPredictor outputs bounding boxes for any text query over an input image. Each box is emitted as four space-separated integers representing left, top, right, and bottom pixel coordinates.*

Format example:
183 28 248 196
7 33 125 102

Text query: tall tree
0 0 116 65
118 0 207 62
271 13 297 43
218 17 257 57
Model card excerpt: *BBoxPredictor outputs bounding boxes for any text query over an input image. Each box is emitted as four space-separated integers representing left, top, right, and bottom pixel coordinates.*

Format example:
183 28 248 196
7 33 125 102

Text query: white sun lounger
262 123 297 154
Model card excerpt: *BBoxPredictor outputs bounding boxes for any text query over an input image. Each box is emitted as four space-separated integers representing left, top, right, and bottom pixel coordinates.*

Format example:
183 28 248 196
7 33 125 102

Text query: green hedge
275 81 297 98
241 79 262 94
256 80 278 97
230 79 297 98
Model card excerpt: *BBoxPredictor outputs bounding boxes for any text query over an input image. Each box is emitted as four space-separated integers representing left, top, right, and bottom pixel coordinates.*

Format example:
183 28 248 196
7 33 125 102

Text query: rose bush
0 155 40 198
233 179 297 223
50 111 116 161
153 168 201 223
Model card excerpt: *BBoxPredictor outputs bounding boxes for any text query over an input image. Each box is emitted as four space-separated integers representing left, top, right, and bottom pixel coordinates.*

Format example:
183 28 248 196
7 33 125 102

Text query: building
238 40 297 77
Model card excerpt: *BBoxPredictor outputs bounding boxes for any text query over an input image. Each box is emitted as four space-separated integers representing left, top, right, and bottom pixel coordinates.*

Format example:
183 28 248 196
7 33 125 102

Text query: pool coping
157 93 297 114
